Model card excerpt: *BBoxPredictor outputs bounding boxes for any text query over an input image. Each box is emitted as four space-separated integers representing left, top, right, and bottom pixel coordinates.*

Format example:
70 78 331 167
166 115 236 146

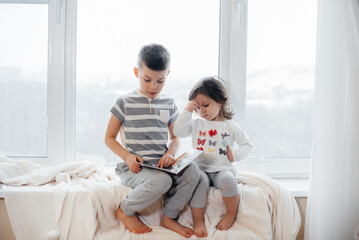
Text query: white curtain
305 0 359 239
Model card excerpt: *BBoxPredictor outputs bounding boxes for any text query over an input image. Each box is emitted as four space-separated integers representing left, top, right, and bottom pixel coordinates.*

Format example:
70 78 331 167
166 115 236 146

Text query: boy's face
134 64 169 100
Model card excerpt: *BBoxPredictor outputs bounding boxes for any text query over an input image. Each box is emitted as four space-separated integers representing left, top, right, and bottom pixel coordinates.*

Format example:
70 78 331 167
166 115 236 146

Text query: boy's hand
227 146 234 162
157 153 176 168
185 100 199 113
124 153 143 173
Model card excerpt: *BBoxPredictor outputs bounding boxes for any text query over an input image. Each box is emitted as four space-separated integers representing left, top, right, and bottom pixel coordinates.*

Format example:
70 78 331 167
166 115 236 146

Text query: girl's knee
215 174 237 190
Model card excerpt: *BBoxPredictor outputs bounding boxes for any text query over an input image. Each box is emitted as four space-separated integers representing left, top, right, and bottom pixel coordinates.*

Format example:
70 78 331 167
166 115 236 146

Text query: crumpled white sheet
0 155 301 240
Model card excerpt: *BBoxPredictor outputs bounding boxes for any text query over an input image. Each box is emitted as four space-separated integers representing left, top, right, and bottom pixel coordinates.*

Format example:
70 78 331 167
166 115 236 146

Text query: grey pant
189 169 210 208
116 162 200 219
207 170 239 197
190 169 238 208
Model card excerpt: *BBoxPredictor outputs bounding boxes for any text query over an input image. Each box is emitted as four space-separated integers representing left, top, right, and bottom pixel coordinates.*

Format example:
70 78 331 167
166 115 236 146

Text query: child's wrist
184 107 193 113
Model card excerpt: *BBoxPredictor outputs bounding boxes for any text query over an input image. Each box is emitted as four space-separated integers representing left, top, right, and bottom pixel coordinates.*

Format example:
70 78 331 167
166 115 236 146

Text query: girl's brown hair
188 76 234 120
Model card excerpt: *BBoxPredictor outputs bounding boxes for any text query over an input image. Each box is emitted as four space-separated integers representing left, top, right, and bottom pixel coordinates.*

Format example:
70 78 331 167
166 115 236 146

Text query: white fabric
305 0 359 239
1 156 300 240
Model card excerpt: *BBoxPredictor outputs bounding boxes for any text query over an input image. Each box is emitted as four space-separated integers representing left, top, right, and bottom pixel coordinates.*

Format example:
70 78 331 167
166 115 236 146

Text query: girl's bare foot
216 213 236 231
160 214 193 238
115 206 152 234
193 216 207 238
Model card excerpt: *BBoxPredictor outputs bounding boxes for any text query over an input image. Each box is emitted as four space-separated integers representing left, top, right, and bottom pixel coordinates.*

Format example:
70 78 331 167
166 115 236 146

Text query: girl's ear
134 67 139 78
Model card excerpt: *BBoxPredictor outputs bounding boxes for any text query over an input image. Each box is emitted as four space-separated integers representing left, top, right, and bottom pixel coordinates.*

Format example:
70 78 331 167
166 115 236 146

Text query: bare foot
115 206 152 234
191 207 207 238
160 214 193 238
216 213 236 231
193 216 207 238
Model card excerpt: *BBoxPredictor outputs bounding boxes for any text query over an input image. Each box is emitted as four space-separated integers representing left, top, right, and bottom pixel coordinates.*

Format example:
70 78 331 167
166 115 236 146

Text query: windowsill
0 178 308 199
272 177 309 197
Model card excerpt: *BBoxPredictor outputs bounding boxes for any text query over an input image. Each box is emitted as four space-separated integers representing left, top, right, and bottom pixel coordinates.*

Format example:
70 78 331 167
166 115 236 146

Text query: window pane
246 0 317 158
0 4 48 157
77 0 220 164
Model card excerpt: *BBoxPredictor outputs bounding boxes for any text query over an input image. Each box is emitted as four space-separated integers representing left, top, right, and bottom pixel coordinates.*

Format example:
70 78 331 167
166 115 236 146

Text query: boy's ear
167 70 170 76
134 67 139 78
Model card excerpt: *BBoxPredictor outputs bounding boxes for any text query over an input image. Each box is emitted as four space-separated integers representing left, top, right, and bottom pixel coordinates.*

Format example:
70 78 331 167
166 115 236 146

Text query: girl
174 77 253 235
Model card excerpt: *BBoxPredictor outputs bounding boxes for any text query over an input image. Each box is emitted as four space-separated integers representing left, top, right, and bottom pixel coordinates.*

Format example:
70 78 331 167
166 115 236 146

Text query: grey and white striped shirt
111 90 178 161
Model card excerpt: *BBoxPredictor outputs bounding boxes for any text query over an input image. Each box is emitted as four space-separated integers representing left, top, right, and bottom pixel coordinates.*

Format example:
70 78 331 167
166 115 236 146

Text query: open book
138 148 203 174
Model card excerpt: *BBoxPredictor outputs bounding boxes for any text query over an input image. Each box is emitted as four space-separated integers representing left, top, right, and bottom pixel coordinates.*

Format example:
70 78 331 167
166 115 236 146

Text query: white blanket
0 155 301 240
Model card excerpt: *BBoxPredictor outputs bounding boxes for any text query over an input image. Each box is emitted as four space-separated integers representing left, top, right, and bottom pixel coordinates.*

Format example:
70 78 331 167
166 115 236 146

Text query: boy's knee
149 173 172 193
181 163 200 185
199 171 210 188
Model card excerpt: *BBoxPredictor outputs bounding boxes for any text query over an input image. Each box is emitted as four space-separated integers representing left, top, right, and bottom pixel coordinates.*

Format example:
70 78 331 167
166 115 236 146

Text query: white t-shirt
174 110 253 174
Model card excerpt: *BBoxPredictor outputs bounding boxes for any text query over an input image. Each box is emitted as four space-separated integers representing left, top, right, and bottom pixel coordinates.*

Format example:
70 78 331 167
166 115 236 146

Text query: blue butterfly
208 140 217 146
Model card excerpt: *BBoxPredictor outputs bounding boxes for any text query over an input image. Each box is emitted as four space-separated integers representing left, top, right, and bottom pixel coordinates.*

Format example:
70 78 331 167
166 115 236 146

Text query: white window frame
6 0 310 177
3 0 76 165
219 0 310 178
47 0 76 165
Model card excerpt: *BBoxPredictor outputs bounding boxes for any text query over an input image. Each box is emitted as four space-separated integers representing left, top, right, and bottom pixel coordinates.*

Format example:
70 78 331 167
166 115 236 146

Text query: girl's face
194 93 223 121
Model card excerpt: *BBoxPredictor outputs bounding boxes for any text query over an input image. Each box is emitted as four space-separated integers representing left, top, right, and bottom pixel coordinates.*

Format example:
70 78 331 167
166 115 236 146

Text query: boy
105 44 200 238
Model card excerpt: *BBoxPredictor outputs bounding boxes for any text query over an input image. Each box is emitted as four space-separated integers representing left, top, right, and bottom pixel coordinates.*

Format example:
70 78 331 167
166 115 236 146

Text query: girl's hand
124 153 143 173
158 153 176 168
227 146 234 162
185 100 199 113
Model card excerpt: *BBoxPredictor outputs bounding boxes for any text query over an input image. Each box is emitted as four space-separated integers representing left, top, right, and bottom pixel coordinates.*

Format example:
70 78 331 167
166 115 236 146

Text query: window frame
6 0 310 177
2 0 76 165
47 0 77 165
219 0 310 178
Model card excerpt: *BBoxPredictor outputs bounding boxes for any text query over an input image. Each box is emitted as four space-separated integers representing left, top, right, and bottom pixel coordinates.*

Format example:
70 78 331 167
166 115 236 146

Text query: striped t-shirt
110 90 178 161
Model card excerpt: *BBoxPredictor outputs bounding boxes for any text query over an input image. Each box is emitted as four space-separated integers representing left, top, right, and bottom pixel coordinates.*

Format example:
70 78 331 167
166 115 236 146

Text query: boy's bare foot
115 206 152 234
216 213 236 231
160 214 193 238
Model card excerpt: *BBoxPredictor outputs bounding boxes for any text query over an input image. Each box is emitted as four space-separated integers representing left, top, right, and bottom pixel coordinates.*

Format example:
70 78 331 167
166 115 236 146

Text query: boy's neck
137 89 159 101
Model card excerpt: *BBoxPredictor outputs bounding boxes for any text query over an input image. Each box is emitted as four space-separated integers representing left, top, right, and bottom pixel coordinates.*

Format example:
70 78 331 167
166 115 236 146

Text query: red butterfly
197 138 206 145
208 129 217 137
199 130 206 136
197 147 204 151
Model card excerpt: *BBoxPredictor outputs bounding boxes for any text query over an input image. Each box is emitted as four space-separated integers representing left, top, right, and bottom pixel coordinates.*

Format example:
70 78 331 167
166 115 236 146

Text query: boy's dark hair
137 43 170 71
189 76 234 120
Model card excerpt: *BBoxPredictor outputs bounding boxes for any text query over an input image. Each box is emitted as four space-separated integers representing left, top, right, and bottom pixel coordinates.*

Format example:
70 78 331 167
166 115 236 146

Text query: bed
0 155 301 240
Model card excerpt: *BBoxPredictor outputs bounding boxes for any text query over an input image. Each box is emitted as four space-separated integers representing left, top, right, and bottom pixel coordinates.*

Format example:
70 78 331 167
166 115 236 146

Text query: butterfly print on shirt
219 148 227 155
199 130 207 136
208 147 215 152
221 140 228 147
197 138 206 145
208 129 217 137
208 140 217 146
197 147 204 151
221 133 230 139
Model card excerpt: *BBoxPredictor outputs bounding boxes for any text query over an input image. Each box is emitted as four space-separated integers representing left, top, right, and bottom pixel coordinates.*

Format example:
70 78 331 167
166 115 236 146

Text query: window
76 0 220 164
0 2 48 158
0 0 76 164
221 0 317 177
3 0 317 177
